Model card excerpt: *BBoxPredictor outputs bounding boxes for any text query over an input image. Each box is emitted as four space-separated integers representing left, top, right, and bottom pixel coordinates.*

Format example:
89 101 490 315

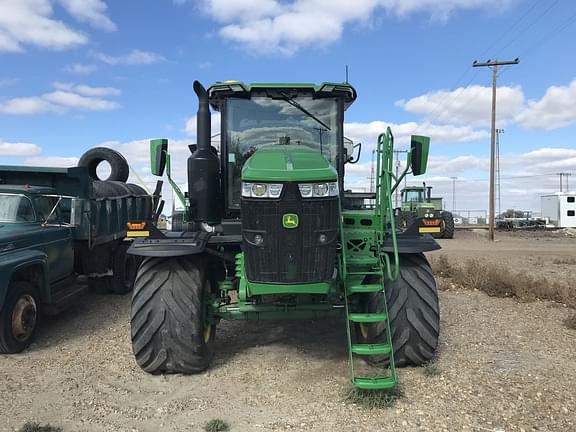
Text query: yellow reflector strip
127 231 150 237
419 227 441 233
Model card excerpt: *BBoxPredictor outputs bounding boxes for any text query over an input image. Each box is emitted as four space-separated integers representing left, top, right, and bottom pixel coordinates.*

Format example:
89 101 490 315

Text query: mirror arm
391 158 411 195
165 153 187 210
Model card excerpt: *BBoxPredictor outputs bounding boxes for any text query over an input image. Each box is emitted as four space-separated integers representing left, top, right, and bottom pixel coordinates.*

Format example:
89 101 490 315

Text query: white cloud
0 140 42 156
396 85 525 127
185 112 221 137
95 49 165 65
344 120 488 151
0 0 87 52
23 156 79 166
0 82 120 115
53 82 121 97
64 63 97 75
57 0 116 31
516 79 576 130
186 0 512 55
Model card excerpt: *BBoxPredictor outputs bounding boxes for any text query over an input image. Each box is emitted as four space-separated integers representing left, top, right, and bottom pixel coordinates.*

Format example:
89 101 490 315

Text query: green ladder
343 262 397 390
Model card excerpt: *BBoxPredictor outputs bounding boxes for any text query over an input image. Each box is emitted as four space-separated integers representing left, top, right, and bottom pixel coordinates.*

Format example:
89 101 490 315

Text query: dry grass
422 361 441 377
431 254 576 309
552 257 576 265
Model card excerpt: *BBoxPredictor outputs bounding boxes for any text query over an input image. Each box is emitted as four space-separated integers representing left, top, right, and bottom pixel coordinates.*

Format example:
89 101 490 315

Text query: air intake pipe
188 80 221 225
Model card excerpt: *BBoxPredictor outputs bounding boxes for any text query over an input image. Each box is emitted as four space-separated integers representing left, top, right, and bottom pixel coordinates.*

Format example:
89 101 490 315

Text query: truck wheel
441 211 455 239
110 243 138 295
0 282 40 354
78 147 129 182
131 257 216 374
354 253 439 367
396 211 415 230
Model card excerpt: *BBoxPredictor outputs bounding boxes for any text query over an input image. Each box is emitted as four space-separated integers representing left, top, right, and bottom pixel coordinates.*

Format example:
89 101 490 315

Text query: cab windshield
0 193 35 223
226 95 340 208
404 190 424 203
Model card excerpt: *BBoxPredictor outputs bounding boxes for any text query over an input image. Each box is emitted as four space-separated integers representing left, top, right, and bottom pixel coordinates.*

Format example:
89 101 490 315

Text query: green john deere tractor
127 80 441 390
397 184 455 239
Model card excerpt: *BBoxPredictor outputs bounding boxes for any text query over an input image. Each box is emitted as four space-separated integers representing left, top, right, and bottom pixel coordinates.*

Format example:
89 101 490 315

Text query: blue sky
1 0 576 213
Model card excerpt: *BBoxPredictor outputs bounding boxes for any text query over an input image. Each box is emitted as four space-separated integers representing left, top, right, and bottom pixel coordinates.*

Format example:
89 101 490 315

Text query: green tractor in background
397 184 455 239
127 80 441 390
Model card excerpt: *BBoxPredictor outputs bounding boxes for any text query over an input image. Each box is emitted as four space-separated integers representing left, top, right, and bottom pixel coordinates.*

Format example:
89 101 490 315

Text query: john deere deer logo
282 213 299 229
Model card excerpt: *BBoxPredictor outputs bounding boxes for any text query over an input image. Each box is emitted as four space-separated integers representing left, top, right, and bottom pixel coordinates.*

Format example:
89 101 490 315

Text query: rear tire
441 211 455 239
0 282 40 354
131 256 216 374
355 253 439 367
110 243 138 295
396 211 415 230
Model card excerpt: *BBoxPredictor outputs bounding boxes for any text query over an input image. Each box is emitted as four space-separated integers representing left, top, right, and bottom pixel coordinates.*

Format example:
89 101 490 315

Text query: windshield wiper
279 91 331 131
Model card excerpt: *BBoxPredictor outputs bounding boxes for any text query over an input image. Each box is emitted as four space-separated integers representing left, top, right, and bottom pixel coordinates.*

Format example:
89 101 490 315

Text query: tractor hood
241 145 337 182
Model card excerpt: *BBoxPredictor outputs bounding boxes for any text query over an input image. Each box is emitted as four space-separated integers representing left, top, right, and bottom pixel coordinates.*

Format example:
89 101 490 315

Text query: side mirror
150 139 168 176
70 198 83 227
409 135 430 176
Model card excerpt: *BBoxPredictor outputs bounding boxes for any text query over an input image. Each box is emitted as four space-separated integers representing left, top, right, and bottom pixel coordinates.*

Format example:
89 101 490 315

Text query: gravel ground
1 231 575 432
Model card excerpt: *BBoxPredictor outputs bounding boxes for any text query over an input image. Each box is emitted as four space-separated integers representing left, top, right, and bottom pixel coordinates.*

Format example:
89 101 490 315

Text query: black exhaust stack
188 80 221 225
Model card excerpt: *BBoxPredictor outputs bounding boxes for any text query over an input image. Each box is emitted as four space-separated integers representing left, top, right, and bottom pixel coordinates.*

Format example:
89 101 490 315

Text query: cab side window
34 196 59 223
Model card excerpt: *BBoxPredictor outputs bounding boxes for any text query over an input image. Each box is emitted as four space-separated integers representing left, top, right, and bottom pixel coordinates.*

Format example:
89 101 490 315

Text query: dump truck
397 183 455 239
0 148 158 353
127 81 440 390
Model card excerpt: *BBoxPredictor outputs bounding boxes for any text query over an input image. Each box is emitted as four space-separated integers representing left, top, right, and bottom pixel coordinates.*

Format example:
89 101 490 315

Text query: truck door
34 196 75 283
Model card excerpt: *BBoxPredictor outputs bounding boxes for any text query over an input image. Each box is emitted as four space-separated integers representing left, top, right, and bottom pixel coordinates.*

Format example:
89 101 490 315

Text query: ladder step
347 271 382 276
347 257 380 265
348 284 382 293
348 313 387 323
351 343 391 356
353 376 396 390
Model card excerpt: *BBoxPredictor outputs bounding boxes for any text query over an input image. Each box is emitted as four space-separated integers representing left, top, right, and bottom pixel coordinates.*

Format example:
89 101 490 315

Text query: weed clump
205 419 230 432
345 386 403 409
422 361 441 377
19 423 62 432
564 313 576 330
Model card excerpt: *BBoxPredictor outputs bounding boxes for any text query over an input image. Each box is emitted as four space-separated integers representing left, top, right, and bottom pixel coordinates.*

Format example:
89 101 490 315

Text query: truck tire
131 257 216 374
354 253 439 367
396 211 415 230
78 147 129 182
0 282 40 354
441 211 455 239
110 243 138 295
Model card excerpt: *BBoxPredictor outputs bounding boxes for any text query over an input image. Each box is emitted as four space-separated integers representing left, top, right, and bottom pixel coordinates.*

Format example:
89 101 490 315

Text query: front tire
355 253 439 367
441 211 455 239
131 256 216 374
0 282 40 354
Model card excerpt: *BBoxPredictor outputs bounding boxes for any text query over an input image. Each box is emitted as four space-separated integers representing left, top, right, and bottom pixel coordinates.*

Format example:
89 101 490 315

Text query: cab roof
207 81 357 111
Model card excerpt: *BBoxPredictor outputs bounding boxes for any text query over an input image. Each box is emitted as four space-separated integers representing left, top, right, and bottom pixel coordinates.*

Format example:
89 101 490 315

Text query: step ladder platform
348 313 387 323
348 284 382 293
351 343 391 356
353 376 397 390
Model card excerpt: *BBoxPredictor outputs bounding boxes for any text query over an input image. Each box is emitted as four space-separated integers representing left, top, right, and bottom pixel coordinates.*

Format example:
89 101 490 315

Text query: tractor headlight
241 182 284 198
299 182 338 198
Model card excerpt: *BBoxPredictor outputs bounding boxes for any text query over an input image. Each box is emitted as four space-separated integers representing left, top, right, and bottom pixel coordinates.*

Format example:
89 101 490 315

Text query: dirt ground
1 230 575 432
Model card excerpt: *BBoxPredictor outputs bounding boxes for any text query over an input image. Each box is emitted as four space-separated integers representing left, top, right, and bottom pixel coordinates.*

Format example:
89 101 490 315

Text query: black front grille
241 183 338 283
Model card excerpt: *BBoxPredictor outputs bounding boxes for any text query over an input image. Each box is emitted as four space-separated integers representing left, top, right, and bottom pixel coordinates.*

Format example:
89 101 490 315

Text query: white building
541 193 576 228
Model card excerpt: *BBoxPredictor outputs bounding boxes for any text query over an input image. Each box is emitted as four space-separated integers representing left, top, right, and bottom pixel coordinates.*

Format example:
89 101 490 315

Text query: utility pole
558 172 572 192
496 129 504 218
393 150 408 207
473 58 519 241
450 176 457 212
567 173 572 192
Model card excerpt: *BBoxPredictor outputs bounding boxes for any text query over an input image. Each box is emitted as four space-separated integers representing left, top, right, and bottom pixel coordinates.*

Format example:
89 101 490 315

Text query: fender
380 221 441 254
127 230 212 258
0 248 49 311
